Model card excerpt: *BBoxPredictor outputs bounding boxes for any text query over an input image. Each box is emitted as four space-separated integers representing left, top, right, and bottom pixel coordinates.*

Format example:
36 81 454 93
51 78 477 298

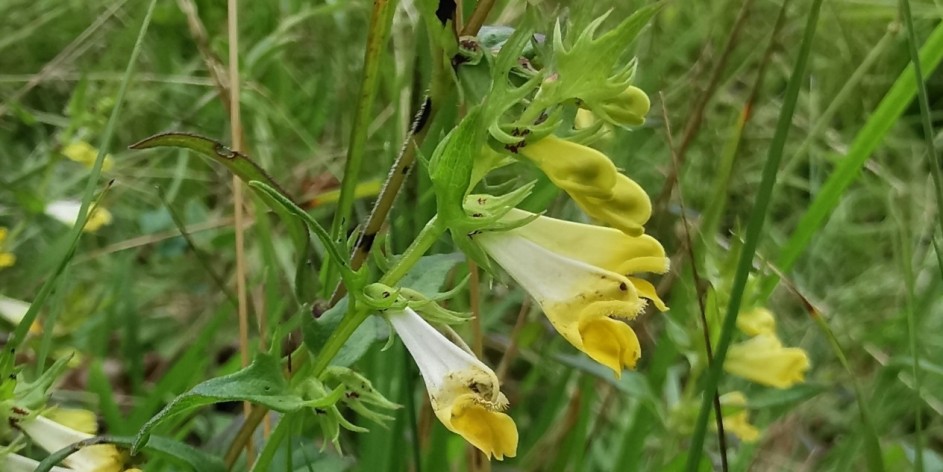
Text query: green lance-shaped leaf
36 435 227 472
129 132 291 197
130 132 319 301
132 352 324 453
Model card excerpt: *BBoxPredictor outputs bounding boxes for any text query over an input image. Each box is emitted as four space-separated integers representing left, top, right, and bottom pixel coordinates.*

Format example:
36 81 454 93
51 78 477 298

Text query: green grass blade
899 0 934 467
685 1 824 469
758 19 943 301
4 0 158 353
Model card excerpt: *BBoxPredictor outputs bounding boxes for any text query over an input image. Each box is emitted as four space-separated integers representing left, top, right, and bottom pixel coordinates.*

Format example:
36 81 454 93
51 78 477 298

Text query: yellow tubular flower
571 173 653 236
0 227 15 269
519 135 618 199
388 308 517 460
736 307 776 336
62 141 114 172
15 413 124 472
45 408 99 435
45 200 113 233
718 392 759 443
725 334 810 389
475 209 670 376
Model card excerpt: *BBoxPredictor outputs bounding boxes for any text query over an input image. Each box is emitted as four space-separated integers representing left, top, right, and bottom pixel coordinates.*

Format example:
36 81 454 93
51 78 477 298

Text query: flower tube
387 307 517 460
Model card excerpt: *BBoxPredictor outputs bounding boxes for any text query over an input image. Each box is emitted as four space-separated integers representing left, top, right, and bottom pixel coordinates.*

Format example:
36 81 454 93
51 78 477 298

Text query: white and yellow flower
725 333 810 389
13 412 124 472
387 307 517 460
45 200 112 233
473 208 669 376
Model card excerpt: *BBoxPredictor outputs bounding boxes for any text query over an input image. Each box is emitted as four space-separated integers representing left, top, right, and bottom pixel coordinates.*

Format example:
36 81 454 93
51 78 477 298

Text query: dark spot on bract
619 282 627 292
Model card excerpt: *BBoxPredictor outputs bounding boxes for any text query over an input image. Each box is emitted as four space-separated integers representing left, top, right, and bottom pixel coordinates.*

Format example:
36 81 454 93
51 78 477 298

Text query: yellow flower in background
718 391 759 443
45 200 113 233
725 334 810 389
737 307 776 336
474 208 669 376
13 412 124 472
387 308 518 460
518 136 652 236
62 141 114 172
0 227 16 269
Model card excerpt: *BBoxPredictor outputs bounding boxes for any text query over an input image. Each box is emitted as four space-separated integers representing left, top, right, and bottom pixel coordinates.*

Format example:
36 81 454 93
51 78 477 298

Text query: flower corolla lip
387 307 518 460
474 208 670 376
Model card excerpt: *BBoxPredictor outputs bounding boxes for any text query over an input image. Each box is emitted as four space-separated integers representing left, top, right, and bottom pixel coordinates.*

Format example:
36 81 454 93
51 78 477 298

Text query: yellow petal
578 316 641 376
571 173 652 236
737 307 776 336
725 334 810 389
627 276 667 311
437 395 519 460
519 135 618 199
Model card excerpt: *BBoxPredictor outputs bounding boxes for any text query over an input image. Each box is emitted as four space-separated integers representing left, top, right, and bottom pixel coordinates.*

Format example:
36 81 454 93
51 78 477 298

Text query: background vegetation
0 0 941 470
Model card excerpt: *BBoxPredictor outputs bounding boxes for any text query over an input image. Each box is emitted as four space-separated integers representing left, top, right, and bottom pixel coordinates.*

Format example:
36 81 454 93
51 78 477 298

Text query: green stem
312 217 445 371
899 1 931 468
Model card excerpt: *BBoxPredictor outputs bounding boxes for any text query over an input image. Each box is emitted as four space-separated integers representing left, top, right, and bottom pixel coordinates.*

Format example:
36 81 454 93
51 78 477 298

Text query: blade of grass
757 19 943 302
898 0 934 467
5 0 157 353
685 1 823 469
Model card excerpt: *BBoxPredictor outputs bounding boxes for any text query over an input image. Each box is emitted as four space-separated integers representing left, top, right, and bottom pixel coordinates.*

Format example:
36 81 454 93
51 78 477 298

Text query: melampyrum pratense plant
0 3 814 471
